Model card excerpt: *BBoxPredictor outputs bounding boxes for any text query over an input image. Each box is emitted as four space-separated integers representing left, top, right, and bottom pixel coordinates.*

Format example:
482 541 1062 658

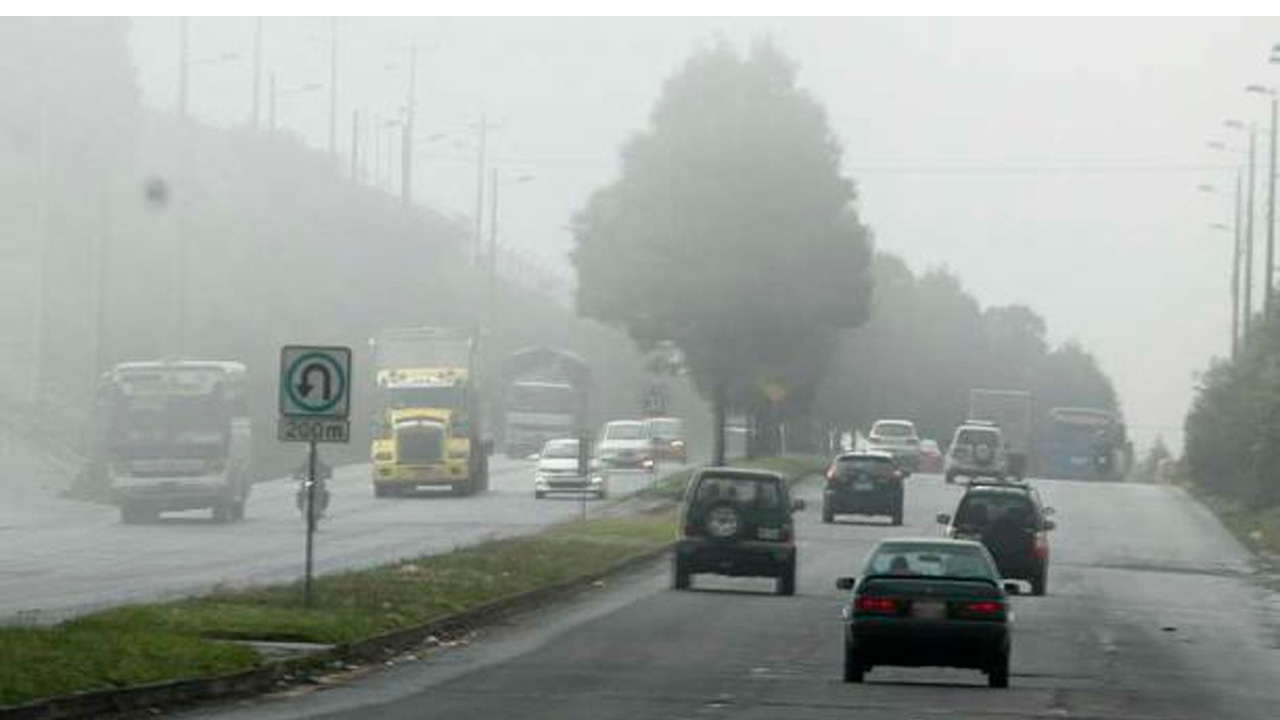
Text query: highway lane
0 454 671 623
177 473 1280 720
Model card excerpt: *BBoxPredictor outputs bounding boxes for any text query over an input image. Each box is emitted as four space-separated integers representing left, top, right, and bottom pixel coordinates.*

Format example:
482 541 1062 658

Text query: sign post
278 345 351 607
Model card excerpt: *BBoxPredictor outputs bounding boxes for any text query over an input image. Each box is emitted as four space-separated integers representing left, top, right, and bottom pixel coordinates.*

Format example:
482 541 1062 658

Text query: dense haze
127 17 1280 451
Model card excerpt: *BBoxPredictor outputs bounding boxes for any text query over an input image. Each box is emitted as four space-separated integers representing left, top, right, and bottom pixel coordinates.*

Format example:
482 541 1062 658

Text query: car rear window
955 492 1036 527
955 428 999 445
873 423 915 437
864 543 996 580
692 475 783 509
836 457 895 476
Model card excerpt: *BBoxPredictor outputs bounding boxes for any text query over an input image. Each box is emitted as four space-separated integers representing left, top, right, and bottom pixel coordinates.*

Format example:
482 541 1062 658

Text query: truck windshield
107 392 229 456
376 337 470 370
510 384 576 413
387 386 465 409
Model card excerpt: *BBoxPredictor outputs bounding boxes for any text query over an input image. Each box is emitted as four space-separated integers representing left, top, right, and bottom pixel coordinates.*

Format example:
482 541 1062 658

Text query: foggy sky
128 17 1280 451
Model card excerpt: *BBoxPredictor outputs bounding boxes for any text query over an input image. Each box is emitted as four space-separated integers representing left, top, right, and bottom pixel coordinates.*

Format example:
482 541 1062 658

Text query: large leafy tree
572 41 874 460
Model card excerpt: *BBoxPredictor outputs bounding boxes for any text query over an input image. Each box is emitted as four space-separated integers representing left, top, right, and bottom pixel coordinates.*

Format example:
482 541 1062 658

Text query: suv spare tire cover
975 443 993 463
704 503 741 539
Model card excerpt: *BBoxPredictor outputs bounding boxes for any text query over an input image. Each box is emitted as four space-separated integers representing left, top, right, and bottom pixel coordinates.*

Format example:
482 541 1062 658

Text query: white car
534 438 605 499
944 422 1008 484
867 419 922 471
596 420 654 470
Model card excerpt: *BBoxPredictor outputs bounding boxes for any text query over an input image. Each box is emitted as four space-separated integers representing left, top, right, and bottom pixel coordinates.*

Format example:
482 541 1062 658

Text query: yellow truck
369 329 490 497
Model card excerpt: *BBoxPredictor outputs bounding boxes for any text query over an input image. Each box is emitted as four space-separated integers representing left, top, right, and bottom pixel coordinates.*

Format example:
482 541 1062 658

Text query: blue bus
1040 407 1129 481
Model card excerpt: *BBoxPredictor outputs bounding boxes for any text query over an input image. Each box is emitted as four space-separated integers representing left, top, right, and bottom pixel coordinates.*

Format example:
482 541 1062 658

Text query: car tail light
1033 531 1049 559
825 466 837 483
854 595 900 615
683 523 699 538
954 599 1006 619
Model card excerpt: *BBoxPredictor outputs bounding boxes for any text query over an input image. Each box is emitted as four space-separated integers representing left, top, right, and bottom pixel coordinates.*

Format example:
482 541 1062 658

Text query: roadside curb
0 542 675 720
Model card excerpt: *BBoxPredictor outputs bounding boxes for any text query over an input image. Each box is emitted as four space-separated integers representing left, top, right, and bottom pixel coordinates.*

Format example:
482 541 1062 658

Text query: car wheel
212 501 233 524
777 559 796 596
822 504 834 523
120 503 152 524
1031 567 1048 596
843 641 864 683
534 490 545 500
374 484 390 498
945 472 956 485
891 499 904 526
230 498 246 522
988 649 1010 688
597 488 608 500
672 559 691 590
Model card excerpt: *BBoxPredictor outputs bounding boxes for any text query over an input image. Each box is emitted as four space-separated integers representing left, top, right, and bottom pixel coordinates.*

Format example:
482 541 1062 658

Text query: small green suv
673 468 803 595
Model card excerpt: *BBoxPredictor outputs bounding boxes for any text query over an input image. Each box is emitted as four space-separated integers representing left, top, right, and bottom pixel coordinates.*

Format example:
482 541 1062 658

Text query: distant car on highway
673 468 803 595
533 438 605 499
867 419 922 471
944 422 1007 484
937 482 1055 595
822 451 905 525
595 420 653 469
836 538 1018 687
644 416 687 462
918 438 943 473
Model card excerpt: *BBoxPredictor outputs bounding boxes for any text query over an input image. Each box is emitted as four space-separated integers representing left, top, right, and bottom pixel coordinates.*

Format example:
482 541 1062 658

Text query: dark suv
673 468 802 595
822 451 906 525
937 482 1055 595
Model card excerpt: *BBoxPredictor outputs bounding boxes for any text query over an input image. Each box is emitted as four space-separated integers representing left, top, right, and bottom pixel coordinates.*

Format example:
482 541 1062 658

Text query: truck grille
396 424 444 464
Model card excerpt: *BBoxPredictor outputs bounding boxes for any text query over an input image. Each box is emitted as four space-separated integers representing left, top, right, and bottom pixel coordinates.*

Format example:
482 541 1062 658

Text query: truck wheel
1031 568 1048 596
891 498 904 526
230 499 246 522
120 504 152 524
535 490 545 499
212 502 233 523
945 472 957 485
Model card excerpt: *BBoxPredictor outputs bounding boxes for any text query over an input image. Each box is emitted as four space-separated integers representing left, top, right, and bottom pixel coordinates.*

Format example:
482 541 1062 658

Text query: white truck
967 389 1034 480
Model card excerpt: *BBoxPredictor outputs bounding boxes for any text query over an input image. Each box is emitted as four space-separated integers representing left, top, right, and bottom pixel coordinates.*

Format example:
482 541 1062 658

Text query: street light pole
329 18 338 156
473 116 490 265
252 18 262 129
1246 85 1278 318
401 42 416 206
1246 124 1257 334
178 18 188 119
1234 169 1244 355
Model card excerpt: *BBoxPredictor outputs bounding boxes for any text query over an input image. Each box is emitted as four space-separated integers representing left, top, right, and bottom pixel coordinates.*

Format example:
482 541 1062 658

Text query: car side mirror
835 576 856 591
791 499 806 512
1002 581 1021 595
1043 519 1057 531
936 512 951 525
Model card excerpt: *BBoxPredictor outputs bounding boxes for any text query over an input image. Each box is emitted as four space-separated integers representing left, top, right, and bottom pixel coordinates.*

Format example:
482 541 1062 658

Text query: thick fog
122 17 1280 452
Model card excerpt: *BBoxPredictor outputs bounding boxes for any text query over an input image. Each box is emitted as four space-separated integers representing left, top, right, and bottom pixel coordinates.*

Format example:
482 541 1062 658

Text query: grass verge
1185 488 1280 557
640 454 828 500
0 508 676 708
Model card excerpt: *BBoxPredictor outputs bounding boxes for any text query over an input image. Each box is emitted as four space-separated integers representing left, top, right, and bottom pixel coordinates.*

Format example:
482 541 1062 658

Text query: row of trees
573 41 1119 460
1184 312 1280 504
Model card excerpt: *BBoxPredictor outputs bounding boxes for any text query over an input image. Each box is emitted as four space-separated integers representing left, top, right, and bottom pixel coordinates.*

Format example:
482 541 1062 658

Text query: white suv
867 419 922 471
944 422 1007 484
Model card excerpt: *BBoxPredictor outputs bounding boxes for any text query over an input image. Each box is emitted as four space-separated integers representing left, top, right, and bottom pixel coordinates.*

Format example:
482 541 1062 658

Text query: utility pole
488 168 500 334
1268 94 1277 318
328 18 338 156
400 42 416 206
1246 124 1258 336
1233 169 1244 357
252 18 262 129
178 17 189 118
350 109 360 181
470 115 500 265
268 71 276 132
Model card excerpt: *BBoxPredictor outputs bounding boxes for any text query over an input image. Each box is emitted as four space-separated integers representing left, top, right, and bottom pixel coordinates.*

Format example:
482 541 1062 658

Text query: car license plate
912 600 946 620
853 481 873 491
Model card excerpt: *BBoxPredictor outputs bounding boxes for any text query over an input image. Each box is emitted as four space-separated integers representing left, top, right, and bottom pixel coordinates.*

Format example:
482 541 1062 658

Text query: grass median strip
641 454 828 500
0 508 676 708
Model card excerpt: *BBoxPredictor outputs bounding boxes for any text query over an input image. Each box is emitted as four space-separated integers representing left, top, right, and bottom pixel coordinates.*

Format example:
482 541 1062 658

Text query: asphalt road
0 450 671 623
177 472 1280 720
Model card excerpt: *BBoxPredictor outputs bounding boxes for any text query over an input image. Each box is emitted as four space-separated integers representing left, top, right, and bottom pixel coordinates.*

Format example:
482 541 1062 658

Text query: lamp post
1246 84 1277 319
487 170 535 337
1221 120 1257 335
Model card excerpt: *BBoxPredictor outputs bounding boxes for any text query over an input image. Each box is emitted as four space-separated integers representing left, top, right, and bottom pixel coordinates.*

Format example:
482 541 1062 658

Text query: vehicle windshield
646 418 684 437
106 392 230 456
376 336 470 370
955 493 1037 528
865 543 996 580
541 440 579 459
510 383 577 414
605 423 647 441
955 428 999 446
386 386 465 410
693 475 783 510
873 423 915 438
836 456 895 475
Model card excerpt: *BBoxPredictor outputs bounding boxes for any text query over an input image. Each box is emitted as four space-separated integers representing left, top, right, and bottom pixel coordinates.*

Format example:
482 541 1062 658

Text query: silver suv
944 422 1007 484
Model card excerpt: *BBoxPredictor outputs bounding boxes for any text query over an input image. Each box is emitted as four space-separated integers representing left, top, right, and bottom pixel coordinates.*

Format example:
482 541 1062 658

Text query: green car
673 468 804 596
837 538 1020 687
